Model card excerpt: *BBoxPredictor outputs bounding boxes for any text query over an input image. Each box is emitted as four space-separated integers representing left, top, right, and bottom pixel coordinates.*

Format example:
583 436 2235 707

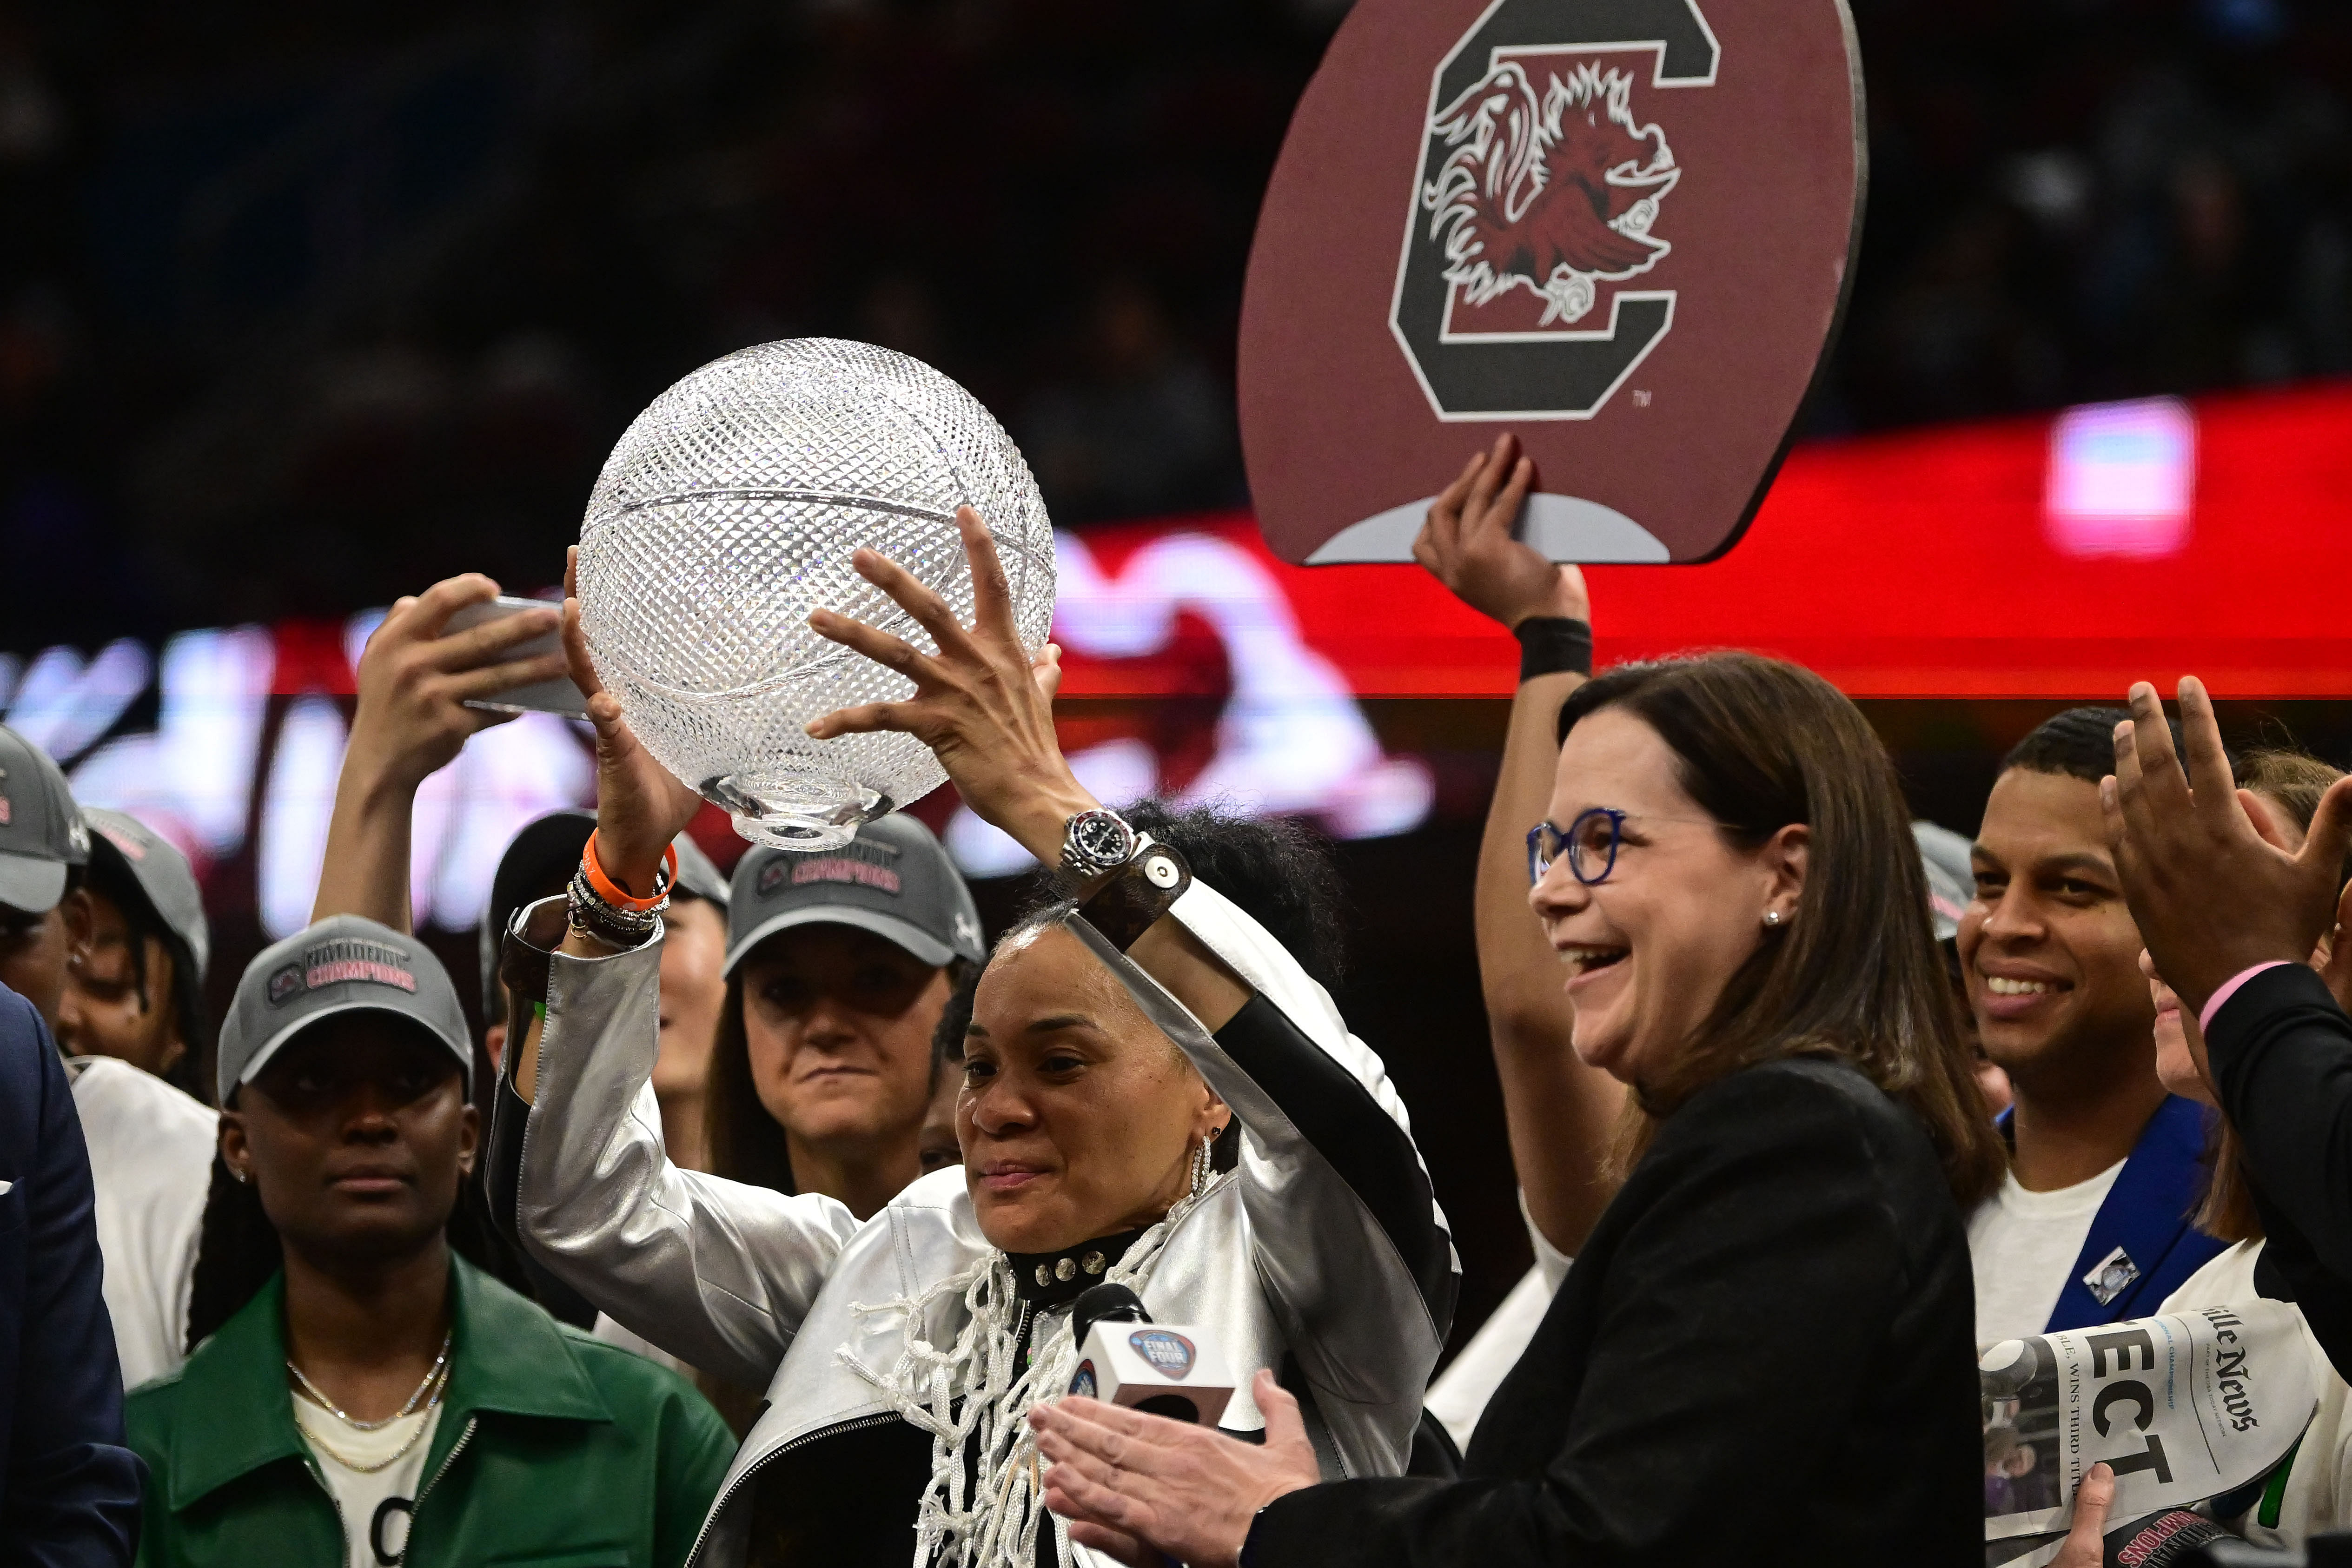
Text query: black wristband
1514 617 1593 683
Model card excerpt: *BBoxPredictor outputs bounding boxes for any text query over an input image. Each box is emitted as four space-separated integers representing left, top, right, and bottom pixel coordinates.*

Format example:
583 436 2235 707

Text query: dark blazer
1245 1057 1981 1568
2203 962 2352 1382
0 986 144 1567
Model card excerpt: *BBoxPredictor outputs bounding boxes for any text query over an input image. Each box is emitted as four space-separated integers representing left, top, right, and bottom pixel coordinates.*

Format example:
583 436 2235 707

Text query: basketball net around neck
838 1172 1226 1568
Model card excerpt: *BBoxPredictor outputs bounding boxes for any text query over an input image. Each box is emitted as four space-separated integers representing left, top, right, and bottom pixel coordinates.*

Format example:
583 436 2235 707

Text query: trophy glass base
703 770 894 853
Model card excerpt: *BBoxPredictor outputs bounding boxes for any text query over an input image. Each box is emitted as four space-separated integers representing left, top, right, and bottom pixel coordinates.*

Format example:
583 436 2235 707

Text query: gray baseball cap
1913 820 1974 944
219 914 472 1104
0 724 89 915
727 814 983 976
82 807 211 983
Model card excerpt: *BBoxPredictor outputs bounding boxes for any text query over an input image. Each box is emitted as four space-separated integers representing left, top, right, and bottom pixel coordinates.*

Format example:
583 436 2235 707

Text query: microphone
1065 1284 1235 1427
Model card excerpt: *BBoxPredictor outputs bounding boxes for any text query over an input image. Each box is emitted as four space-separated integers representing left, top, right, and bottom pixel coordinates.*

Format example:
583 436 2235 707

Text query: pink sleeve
2198 962 2294 1035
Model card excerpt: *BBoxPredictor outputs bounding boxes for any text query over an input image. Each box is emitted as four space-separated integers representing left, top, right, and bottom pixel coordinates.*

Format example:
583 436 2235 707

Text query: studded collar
1004 1227 1147 1309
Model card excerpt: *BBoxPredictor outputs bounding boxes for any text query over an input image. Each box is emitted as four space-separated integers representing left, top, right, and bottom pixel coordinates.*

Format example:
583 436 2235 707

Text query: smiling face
738 924 947 1158
1959 768 2154 1097
219 1014 475 1269
960 923 1224 1254
1529 708 1796 1087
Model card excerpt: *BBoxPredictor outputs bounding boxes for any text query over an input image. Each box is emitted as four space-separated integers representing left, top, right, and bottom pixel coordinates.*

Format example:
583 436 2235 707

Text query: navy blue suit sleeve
0 990 144 1568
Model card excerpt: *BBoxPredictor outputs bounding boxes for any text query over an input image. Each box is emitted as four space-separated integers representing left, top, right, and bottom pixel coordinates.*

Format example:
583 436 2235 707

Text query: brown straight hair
2192 748 2350 1243
1561 652 2006 1209
702 951 980 1196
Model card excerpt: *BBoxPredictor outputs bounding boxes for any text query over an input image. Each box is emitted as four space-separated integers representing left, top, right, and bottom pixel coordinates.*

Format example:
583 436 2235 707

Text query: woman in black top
1032 650 2007 1568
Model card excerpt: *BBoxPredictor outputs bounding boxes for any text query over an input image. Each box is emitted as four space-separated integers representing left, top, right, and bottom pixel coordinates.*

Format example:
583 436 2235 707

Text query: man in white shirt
1961 708 2222 1343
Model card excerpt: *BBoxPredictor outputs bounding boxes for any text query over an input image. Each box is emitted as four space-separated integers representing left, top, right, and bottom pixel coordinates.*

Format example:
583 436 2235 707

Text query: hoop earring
1189 1137 1214 1198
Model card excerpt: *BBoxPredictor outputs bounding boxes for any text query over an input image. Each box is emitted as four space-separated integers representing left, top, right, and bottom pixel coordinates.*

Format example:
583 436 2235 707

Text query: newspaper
1981 1300 2316 1564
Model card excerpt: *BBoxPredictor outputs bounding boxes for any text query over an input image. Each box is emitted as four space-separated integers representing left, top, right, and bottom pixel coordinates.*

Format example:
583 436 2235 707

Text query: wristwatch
1060 807 1140 880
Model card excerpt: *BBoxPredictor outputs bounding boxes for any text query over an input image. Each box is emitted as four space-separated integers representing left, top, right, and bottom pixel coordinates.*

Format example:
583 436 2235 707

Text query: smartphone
442 595 590 721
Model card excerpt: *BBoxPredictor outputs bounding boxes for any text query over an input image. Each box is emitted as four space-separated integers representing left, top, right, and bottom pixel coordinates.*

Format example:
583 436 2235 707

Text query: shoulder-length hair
703 951 978 1194
1561 652 2005 1209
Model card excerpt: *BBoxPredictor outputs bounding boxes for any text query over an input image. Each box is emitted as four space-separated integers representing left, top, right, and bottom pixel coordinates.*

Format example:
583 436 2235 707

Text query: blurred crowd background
0 0 2348 648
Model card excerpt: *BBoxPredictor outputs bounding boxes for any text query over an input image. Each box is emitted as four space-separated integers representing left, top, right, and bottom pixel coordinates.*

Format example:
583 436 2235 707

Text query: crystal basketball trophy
575 339 1057 849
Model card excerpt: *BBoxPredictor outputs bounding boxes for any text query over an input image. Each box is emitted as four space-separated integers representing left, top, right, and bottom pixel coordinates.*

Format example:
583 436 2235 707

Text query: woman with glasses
1033 648 2007 1568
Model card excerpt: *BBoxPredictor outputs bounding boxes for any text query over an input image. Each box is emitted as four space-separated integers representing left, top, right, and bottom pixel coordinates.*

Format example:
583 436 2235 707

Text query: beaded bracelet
568 865 666 949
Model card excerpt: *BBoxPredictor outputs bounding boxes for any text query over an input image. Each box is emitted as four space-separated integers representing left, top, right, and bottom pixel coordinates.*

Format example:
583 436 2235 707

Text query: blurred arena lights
6 376 2350 928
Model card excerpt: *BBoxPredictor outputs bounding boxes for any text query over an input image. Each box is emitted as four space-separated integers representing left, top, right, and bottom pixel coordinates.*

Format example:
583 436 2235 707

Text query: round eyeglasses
1527 807 1717 887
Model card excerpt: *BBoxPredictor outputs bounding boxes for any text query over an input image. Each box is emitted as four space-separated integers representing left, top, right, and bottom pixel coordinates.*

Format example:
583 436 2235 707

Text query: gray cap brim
723 905 958 976
236 998 473 1094
0 852 66 916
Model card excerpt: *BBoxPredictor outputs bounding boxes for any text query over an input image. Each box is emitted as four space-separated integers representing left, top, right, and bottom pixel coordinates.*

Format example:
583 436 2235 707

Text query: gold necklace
287 1330 452 1432
296 1375 446 1476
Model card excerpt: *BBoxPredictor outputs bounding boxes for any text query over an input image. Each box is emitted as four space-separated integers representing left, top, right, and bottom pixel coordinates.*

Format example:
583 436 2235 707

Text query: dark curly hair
1004 799 1347 994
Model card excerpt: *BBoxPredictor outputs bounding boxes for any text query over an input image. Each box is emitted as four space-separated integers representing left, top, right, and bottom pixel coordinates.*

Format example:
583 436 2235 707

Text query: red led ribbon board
1066 381 2352 701
1239 0 1864 566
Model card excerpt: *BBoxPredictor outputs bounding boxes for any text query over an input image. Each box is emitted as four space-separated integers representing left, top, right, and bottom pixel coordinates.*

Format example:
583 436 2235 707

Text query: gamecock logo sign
1238 0 1861 566
1392 0 1717 420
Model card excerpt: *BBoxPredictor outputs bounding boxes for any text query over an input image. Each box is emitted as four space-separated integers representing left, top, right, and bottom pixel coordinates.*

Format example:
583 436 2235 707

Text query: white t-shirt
2160 1239 2351 1546
66 1055 217 1389
1967 1158 2125 1346
1424 1196 1574 1449
293 1395 444 1568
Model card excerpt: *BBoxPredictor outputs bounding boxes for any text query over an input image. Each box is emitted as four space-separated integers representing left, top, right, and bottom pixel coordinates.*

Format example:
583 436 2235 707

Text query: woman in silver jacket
488 514 1456 1568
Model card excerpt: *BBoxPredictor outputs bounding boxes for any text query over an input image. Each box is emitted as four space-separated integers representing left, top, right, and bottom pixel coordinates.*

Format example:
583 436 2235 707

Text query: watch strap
1074 839 1191 952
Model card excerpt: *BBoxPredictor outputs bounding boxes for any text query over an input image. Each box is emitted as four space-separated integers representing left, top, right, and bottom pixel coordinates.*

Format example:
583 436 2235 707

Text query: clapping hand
2101 677 2352 1012
1413 432 1590 631
1028 1368 1321 1568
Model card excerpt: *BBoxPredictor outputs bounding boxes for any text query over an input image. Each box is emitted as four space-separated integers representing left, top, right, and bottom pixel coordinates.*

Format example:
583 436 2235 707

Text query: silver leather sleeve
508 896 861 1392
1069 878 1458 1475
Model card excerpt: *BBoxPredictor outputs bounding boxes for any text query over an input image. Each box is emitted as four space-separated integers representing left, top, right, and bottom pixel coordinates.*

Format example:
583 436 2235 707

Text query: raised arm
803 508 1456 1469
490 551 859 1389
1417 434 1624 1257
311 575 565 929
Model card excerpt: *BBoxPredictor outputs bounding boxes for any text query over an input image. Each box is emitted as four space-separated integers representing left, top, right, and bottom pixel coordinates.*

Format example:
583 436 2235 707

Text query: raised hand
345 575 566 792
315 573 569 928
2101 677 2352 1011
562 546 704 897
1412 431 1589 630
1029 1368 1320 1568
803 505 1092 867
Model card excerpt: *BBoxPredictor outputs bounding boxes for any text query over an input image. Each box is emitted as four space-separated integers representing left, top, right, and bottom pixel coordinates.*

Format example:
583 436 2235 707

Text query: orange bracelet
583 831 678 912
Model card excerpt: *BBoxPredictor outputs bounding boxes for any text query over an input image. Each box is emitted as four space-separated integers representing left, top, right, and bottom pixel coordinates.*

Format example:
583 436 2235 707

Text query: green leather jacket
127 1256 735 1568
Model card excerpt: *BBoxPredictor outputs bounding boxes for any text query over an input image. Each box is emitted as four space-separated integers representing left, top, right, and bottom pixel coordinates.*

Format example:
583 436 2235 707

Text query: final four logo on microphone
1128 1330 1198 1379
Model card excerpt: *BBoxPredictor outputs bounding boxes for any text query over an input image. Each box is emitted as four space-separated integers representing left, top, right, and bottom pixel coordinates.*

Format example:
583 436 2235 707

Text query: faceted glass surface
576 339 1056 849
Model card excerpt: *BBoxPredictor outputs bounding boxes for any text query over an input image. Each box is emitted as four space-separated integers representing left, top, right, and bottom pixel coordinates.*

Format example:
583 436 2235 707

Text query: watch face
1071 811 1134 868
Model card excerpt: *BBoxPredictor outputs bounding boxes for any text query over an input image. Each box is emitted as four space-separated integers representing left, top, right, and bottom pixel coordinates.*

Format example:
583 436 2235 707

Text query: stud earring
229 1165 249 1184
1763 909 1782 927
